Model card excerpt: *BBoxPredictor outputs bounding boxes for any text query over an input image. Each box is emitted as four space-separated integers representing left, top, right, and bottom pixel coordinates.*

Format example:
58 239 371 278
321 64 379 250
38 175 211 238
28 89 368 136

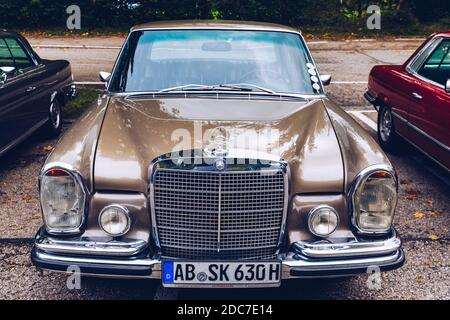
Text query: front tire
377 105 400 152
44 98 63 138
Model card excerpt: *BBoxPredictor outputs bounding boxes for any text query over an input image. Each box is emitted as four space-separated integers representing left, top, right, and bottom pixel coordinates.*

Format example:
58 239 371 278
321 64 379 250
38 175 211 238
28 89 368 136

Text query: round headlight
353 170 397 233
99 205 131 236
40 168 85 233
308 206 339 237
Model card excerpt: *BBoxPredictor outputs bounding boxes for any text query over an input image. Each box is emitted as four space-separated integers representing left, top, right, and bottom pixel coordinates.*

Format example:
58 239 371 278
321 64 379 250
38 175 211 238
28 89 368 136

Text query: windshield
109 30 319 95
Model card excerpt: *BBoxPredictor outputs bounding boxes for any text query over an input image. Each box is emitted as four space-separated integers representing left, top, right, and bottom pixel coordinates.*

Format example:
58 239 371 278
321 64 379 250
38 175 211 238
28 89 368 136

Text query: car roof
0 29 21 37
434 31 450 37
131 20 301 34
0 29 17 37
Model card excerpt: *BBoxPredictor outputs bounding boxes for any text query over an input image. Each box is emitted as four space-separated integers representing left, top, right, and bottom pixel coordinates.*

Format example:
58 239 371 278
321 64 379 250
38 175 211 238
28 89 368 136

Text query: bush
0 0 446 35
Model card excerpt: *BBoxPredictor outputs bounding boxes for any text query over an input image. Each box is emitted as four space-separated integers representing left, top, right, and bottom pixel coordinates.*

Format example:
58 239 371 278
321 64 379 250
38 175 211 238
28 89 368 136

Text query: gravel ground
0 38 448 300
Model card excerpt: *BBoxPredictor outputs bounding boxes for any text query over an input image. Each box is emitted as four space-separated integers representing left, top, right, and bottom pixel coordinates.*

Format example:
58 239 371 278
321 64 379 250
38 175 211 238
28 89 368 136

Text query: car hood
94 96 344 194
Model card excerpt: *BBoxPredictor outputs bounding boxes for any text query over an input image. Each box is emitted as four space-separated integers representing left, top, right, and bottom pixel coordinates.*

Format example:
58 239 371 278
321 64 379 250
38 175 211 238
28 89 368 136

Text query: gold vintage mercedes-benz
31 21 404 288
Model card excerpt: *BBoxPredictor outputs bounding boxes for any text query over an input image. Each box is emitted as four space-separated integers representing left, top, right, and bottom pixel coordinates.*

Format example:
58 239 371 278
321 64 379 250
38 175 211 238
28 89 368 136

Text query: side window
0 38 15 68
418 39 450 86
4 38 35 72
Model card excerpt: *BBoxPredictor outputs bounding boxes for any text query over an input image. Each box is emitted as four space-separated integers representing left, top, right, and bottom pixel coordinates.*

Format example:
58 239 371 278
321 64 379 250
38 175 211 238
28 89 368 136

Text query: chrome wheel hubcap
380 109 392 142
50 102 60 129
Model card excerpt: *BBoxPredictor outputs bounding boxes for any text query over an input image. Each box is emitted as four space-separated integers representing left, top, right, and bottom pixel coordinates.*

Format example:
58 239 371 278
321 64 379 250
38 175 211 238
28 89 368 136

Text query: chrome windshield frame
106 28 327 97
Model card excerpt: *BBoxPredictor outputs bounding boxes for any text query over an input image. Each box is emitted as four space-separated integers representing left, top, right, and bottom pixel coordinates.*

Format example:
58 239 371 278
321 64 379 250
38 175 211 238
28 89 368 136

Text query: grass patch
63 88 102 119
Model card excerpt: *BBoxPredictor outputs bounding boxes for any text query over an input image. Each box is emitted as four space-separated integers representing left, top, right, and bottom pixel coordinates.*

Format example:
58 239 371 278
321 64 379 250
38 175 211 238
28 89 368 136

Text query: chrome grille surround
149 153 289 260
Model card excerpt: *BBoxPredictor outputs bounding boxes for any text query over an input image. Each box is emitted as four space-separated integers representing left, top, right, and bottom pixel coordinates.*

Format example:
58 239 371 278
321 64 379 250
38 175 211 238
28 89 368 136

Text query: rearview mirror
99 71 111 83
320 75 332 86
446 79 450 93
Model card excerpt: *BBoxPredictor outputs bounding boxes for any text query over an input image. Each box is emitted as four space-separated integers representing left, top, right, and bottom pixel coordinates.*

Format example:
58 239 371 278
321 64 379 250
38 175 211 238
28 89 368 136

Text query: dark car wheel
377 105 400 152
44 98 63 138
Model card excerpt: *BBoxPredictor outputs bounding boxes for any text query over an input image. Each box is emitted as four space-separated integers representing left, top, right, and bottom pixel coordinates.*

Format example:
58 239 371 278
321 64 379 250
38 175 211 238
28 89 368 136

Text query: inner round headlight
353 170 397 233
40 168 85 233
99 205 131 236
308 206 339 237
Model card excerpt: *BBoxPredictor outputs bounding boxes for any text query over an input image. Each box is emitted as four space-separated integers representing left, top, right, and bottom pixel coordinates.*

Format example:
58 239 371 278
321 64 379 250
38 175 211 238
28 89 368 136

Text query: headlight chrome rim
39 164 89 235
99 205 131 237
349 165 398 235
308 205 340 237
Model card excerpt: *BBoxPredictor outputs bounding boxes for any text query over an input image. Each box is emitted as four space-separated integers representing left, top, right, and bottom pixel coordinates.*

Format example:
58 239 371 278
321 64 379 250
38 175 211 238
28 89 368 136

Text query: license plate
162 261 281 288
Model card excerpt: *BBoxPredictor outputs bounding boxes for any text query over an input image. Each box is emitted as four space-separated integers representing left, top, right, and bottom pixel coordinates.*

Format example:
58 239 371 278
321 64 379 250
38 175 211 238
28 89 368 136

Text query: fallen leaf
404 189 419 201
428 235 440 241
413 212 425 219
22 195 33 201
416 275 425 284
43 145 53 152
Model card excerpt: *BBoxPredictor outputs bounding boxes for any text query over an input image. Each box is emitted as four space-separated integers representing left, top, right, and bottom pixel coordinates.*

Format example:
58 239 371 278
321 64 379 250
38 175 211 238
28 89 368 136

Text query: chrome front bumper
31 229 404 280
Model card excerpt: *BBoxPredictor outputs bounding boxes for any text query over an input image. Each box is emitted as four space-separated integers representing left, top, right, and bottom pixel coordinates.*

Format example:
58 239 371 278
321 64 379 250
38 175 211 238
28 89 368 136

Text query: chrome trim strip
33 248 403 280
293 232 401 258
347 164 398 236
283 250 402 271
217 173 222 253
407 119 450 152
35 237 148 257
406 36 449 90
391 111 408 124
399 132 450 173
150 243 277 252
107 28 325 97
34 250 159 268
0 118 47 157
392 111 449 152
406 37 443 74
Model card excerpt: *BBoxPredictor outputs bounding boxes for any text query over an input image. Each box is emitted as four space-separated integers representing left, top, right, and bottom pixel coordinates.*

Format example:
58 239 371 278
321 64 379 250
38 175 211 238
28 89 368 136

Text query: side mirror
99 71 111 83
0 66 15 84
0 66 16 74
446 79 450 93
320 75 332 86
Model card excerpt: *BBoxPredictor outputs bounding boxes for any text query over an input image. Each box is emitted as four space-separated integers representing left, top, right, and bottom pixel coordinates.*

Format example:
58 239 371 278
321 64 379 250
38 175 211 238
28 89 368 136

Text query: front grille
152 169 286 260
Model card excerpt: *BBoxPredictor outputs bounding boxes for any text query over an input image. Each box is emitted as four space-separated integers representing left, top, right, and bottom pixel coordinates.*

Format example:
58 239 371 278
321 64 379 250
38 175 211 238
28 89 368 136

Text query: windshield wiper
159 84 214 93
216 83 276 94
159 83 276 94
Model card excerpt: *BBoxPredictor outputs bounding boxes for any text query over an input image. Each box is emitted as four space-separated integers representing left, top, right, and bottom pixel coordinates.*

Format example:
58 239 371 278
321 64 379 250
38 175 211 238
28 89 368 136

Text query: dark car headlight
40 168 86 233
350 166 397 234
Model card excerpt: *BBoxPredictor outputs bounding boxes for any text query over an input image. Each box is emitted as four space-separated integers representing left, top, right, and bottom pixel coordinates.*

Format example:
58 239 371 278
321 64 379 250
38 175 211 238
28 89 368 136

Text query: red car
365 32 450 172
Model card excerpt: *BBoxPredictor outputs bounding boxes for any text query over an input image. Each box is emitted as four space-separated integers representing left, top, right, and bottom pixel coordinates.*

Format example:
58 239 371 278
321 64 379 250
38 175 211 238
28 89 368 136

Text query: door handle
26 86 36 92
411 92 423 100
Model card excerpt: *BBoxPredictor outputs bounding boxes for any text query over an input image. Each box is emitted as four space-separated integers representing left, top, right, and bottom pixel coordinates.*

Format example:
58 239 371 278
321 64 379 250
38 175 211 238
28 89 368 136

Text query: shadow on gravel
0 129 56 171
386 140 450 190
79 277 160 299
176 277 354 300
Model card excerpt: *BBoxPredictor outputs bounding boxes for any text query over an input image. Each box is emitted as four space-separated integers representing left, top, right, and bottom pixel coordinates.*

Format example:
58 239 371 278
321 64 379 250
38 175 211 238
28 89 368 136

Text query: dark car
365 32 450 171
0 30 74 157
